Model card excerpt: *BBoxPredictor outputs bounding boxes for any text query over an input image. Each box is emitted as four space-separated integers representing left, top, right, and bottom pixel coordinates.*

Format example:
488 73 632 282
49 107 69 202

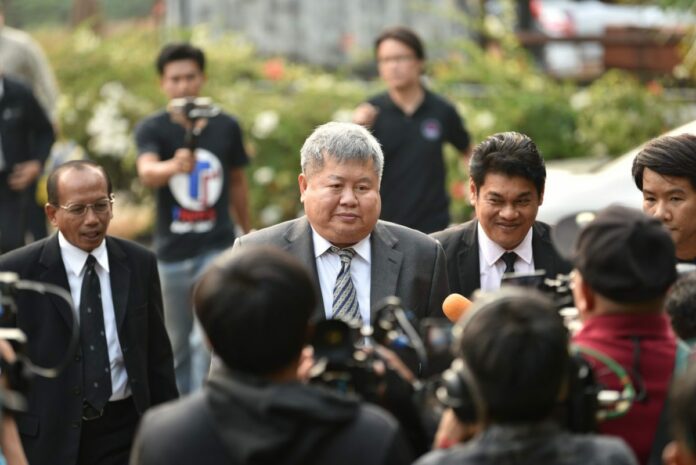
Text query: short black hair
194 246 316 375
155 42 205 75
632 133 696 191
469 132 546 196
374 26 425 60
669 365 696 454
667 273 696 340
46 160 113 206
457 288 569 423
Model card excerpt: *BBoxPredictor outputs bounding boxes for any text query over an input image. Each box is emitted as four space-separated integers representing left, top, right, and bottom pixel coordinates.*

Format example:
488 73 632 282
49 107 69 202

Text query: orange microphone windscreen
442 293 472 323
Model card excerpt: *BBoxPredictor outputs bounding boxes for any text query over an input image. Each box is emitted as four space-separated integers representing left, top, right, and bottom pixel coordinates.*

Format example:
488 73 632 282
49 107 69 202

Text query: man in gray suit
234 121 448 324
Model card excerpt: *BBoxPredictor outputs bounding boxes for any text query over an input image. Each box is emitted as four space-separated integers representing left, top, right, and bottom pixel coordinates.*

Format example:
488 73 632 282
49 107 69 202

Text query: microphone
442 293 472 323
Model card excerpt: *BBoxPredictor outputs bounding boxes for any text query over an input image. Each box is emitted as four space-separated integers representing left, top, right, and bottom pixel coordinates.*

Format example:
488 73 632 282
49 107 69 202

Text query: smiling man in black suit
432 132 570 298
0 160 178 465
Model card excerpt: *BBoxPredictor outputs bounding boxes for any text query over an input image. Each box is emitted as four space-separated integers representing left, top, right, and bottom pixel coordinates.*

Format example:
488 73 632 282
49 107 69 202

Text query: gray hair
300 122 384 182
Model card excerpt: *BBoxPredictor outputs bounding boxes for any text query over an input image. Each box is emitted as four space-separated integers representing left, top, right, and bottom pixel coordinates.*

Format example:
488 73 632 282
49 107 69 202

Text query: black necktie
80 255 112 411
501 252 517 274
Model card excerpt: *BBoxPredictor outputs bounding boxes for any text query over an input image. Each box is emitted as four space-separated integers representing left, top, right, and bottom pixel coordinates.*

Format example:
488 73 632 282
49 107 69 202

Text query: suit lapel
457 221 481 298
283 218 325 318
370 222 403 321
531 222 554 276
106 237 130 332
37 235 76 329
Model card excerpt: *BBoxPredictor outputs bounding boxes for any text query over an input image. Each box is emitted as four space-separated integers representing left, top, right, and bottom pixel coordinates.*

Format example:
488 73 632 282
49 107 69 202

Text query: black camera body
168 97 220 122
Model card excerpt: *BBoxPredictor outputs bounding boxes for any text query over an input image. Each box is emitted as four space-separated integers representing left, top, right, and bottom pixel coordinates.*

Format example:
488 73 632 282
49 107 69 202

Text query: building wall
165 0 474 66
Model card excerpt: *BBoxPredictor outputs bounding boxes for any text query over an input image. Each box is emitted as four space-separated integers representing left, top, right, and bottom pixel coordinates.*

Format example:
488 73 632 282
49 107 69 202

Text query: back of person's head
667 273 696 341
46 159 113 205
668 365 696 463
469 131 546 196
194 246 316 376
573 205 677 304
156 42 205 75
300 121 384 182
374 26 426 60
454 287 569 424
632 133 696 191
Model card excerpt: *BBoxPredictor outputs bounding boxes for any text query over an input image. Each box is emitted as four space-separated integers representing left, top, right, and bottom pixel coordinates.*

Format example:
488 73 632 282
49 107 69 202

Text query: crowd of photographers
2 19 696 465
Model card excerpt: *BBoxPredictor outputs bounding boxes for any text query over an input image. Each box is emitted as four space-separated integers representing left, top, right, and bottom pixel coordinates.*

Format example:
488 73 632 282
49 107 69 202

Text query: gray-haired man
233 121 448 324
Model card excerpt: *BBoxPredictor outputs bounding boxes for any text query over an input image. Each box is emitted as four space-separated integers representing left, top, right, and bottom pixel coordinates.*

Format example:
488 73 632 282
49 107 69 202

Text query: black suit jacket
0 76 54 170
0 234 178 465
233 217 449 322
432 219 571 298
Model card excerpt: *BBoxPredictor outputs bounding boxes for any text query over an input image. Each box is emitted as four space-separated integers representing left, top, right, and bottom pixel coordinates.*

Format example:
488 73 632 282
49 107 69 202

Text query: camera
168 97 220 122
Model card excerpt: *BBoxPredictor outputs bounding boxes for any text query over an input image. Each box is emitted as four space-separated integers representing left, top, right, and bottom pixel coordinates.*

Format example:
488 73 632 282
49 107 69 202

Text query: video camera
0 272 80 412
167 97 220 150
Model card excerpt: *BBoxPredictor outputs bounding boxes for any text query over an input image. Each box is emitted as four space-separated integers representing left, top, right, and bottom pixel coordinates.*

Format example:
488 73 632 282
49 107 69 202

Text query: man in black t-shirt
353 26 471 233
135 43 250 394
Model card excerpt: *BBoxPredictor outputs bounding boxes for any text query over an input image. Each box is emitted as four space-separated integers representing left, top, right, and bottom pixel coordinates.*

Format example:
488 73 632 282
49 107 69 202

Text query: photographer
134 43 251 394
571 205 682 465
131 245 414 465
415 288 637 465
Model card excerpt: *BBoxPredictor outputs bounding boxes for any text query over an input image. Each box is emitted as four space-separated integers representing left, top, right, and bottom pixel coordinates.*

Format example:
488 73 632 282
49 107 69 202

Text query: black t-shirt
135 110 249 262
368 89 470 233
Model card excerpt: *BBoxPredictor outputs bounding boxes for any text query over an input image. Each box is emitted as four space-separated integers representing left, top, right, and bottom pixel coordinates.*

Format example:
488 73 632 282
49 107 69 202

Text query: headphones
435 287 566 425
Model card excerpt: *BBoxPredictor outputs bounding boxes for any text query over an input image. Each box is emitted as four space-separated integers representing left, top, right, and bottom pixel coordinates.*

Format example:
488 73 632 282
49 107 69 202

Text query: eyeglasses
55 195 114 216
376 55 417 65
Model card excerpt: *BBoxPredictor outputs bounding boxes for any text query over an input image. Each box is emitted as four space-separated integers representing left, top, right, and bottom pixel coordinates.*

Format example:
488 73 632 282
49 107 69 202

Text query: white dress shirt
312 228 372 326
477 222 535 292
58 232 130 400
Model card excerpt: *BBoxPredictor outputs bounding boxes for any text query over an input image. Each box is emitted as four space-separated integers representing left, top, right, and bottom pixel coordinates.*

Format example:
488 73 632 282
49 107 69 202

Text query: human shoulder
423 88 459 112
431 219 477 250
0 237 52 273
236 218 306 247
106 236 156 261
134 110 170 134
133 391 221 465
565 434 638 465
376 220 442 250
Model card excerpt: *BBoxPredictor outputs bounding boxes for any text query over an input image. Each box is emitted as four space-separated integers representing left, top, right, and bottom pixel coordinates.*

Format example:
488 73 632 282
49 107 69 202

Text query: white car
538 119 696 225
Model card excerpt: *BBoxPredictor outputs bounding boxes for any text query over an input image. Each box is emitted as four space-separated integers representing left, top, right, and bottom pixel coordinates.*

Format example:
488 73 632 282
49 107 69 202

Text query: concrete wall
165 0 475 66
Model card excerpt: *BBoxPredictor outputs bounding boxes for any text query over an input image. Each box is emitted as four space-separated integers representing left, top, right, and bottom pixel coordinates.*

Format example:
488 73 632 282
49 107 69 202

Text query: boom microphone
442 293 472 323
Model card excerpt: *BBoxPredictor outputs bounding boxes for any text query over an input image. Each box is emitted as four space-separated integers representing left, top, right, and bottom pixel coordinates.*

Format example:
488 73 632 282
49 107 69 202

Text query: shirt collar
477 222 534 267
311 227 371 263
58 232 109 276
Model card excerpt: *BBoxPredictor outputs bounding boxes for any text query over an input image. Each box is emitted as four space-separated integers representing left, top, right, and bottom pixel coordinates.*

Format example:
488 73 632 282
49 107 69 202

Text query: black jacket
432 219 571 298
131 367 414 465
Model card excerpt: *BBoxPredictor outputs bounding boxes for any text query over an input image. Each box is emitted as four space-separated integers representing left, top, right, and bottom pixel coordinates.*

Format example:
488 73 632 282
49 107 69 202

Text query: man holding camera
131 245 414 465
415 287 637 465
571 205 681 465
135 43 250 394
432 132 570 298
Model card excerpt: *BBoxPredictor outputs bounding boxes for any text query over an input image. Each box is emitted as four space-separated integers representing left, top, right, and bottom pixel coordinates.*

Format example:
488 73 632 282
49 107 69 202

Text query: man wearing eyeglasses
353 26 471 234
0 160 178 465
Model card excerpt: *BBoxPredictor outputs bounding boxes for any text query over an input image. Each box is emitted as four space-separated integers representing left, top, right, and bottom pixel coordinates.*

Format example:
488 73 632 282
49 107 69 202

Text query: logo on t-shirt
168 148 222 234
421 119 442 141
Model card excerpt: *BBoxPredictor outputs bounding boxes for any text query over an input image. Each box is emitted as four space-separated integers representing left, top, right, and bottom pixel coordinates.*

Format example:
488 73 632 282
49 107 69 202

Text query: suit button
71 421 80 428
130 378 137 385
74 355 81 362
73 387 81 396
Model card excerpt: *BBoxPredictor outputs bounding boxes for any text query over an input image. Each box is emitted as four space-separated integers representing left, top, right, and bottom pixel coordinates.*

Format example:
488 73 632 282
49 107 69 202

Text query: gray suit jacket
432 219 571 298
233 217 449 321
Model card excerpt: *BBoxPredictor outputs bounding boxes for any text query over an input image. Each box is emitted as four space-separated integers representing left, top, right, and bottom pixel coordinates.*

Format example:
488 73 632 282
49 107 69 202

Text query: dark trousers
77 397 139 465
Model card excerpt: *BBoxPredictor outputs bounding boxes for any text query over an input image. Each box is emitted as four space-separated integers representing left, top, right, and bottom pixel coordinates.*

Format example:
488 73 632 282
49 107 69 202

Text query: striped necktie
330 246 362 324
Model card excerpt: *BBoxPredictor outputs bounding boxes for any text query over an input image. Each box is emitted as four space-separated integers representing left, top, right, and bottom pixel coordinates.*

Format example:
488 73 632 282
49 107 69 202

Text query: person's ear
469 179 478 204
298 173 308 203
45 203 58 228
